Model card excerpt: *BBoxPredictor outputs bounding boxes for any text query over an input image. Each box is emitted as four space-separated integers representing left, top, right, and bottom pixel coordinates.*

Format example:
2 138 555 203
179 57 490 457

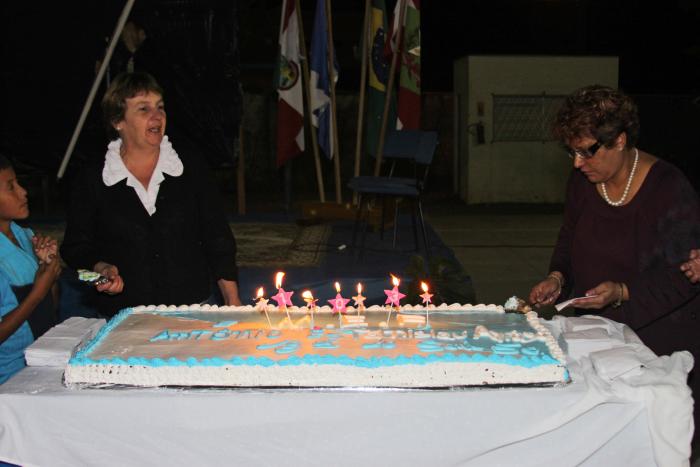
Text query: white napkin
25 318 105 367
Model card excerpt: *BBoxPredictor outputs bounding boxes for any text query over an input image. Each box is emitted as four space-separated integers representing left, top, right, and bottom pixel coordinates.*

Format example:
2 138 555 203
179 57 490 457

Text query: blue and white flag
309 0 339 159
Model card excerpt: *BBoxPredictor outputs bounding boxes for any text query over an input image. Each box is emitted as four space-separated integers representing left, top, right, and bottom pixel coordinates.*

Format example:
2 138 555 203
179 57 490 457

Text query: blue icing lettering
212 320 238 328
196 330 213 340
149 330 170 342
267 330 282 338
313 340 339 349
211 329 232 341
308 329 324 339
275 341 300 354
521 346 540 357
256 340 300 354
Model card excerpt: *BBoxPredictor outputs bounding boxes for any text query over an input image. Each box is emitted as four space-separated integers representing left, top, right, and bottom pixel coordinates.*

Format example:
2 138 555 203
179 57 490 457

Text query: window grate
492 94 566 142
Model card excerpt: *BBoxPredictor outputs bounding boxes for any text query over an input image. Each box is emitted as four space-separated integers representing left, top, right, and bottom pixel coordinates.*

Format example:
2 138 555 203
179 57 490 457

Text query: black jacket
61 152 238 317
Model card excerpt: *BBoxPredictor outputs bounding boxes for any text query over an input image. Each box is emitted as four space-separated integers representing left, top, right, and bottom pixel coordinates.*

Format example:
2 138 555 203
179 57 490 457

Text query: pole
373 0 406 177
352 0 371 205
237 124 246 215
296 0 326 203
57 0 137 179
325 0 342 204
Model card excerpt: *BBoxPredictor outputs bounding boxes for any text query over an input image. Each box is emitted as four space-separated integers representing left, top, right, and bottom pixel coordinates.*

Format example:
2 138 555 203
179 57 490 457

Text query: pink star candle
328 282 351 327
255 287 272 328
301 290 318 328
384 274 405 325
271 271 293 323
352 282 366 316
420 281 434 327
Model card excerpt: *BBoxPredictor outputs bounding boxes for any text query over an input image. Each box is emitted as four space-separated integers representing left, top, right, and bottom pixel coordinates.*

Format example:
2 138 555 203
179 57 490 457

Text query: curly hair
553 85 640 148
101 72 164 141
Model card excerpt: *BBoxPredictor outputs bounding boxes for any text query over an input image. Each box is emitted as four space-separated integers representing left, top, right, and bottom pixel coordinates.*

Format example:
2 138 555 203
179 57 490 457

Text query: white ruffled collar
102 136 183 216
102 136 183 186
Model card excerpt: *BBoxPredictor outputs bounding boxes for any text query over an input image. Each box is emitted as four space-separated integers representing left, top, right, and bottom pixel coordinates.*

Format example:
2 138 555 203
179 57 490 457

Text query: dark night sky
1 0 699 171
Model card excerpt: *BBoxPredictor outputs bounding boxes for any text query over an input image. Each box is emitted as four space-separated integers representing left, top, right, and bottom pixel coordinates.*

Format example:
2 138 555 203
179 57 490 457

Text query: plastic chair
348 130 438 261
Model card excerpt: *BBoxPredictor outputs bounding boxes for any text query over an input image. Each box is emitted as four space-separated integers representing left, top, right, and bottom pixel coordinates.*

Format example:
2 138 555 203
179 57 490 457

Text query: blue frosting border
69 307 564 370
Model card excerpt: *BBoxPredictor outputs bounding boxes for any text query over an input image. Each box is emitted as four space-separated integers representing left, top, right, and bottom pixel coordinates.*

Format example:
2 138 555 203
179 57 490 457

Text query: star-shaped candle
255 287 272 328
271 271 293 323
328 282 351 327
420 281 434 327
301 290 318 329
352 282 366 316
384 274 405 326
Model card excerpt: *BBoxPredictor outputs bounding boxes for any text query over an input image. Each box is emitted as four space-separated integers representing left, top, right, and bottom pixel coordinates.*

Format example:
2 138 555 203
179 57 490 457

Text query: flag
365 0 396 155
309 0 339 159
276 0 305 167
388 0 421 130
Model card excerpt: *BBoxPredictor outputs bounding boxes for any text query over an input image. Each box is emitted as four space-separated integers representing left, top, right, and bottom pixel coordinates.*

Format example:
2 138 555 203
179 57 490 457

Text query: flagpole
373 0 407 177
352 0 372 205
57 0 136 179
325 0 342 204
296 0 326 203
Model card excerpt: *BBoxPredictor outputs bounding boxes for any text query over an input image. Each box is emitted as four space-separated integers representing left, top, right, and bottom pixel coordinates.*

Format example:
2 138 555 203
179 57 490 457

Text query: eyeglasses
565 141 603 159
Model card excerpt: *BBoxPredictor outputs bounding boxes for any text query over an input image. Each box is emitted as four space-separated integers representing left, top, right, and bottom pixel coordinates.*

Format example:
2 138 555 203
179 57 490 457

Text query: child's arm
0 260 61 344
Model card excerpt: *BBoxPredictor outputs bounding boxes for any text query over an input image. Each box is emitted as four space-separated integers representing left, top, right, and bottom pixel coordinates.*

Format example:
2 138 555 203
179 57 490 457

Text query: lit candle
328 282 350 327
271 271 293 323
352 283 366 316
420 281 434 327
302 290 317 329
255 287 272 328
383 274 405 326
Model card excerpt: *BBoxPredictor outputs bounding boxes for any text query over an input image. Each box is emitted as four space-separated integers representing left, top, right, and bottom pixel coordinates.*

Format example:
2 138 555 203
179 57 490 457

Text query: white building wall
454 55 618 203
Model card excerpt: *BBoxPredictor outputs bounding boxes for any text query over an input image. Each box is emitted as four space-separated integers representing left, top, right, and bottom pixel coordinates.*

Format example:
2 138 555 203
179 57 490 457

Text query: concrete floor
425 200 563 310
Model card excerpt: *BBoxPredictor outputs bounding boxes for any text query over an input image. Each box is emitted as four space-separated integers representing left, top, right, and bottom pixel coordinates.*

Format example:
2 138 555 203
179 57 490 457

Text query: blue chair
348 130 439 261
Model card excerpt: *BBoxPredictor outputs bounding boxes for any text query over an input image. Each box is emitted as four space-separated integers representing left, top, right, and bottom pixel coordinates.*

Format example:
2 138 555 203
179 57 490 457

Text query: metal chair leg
351 193 363 251
379 196 386 240
410 198 419 251
417 198 430 266
392 197 400 248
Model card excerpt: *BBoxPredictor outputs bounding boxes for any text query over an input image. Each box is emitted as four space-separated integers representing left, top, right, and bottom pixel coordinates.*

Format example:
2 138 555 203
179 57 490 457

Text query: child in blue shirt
0 156 61 384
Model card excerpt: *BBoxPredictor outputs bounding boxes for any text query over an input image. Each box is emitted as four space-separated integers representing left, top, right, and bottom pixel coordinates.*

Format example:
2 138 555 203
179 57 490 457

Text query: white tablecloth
0 316 694 467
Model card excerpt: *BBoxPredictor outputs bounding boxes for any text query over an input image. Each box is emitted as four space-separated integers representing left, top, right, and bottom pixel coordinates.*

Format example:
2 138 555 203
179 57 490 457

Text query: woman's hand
32 234 58 264
217 279 242 306
680 249 700 284
94 261 124 295
574 281 624 309
529 275 562 308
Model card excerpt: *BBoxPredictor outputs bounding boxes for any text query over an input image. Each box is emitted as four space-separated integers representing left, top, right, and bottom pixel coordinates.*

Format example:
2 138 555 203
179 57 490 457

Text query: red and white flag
276 0 305 167
387 0 421 130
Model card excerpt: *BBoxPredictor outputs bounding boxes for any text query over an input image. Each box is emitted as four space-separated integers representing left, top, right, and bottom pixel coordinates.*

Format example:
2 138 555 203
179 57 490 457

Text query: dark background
1 0 699 200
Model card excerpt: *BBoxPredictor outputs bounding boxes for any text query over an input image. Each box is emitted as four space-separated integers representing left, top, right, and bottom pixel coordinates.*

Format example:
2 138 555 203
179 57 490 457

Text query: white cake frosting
65 303 569 388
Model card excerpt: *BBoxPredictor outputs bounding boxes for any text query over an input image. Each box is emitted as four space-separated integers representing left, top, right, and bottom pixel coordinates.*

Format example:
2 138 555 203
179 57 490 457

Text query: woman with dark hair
61 72 241 318
528 84 700 455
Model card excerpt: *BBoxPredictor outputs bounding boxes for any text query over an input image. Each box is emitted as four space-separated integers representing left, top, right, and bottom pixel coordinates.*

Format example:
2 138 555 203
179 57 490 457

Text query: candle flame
391 274 400 287
302 290 314 300
275 271 285 289
256 287 264 298
334 281 341 293
357 283 363 294
420 282 429 293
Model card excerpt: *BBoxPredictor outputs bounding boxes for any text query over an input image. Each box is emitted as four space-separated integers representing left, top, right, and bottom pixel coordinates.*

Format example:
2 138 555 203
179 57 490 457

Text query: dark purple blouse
550 158 700 356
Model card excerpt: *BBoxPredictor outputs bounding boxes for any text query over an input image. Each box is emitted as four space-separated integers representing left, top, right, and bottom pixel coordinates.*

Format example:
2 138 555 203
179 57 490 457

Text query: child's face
0 168 29 221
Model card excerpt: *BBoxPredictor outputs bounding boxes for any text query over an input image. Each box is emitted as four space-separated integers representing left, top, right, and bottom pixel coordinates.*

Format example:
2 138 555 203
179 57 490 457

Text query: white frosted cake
64 303 569 388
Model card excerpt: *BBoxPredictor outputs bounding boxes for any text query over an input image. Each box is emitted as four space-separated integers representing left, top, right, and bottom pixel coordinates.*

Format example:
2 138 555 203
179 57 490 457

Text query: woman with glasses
529 85 699 319
528 84 700 454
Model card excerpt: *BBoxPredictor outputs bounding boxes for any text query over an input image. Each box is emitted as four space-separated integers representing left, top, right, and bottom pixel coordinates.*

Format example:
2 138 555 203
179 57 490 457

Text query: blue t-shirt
0 271 27 384
0 222 38 286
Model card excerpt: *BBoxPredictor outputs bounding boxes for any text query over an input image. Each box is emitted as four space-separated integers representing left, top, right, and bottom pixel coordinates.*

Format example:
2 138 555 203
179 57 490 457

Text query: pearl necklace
600 148 639 207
